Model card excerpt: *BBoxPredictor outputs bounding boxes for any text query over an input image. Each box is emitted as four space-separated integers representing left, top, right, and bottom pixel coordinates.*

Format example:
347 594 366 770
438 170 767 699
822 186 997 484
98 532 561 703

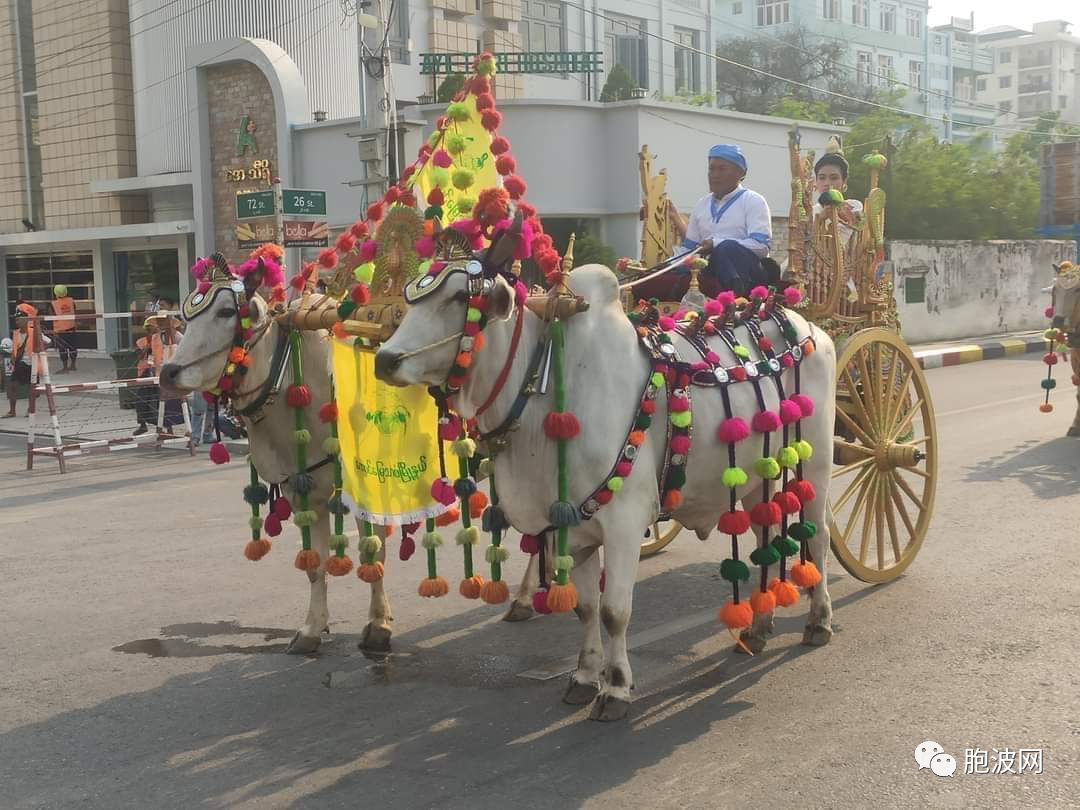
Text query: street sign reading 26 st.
283 189 327 216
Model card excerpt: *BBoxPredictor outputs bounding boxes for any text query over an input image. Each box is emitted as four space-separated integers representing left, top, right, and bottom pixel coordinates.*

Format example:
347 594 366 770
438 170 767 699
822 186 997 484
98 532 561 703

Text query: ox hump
566 264 622 308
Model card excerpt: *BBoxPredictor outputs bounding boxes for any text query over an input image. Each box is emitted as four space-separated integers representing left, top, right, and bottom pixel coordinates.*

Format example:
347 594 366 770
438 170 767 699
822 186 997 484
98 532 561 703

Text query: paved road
1 354 1077 809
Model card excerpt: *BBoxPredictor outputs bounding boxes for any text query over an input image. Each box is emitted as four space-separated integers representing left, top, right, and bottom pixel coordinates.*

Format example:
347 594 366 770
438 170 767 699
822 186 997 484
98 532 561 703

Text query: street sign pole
273 178 285 249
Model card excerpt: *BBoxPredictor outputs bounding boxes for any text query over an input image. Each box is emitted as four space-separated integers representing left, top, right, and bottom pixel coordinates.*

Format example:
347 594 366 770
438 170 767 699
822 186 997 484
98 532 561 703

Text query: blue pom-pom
453 476 478 498
243 484 270 506
327 493 350 516
548 500 580 528
482 505 510 532
291 473 315 495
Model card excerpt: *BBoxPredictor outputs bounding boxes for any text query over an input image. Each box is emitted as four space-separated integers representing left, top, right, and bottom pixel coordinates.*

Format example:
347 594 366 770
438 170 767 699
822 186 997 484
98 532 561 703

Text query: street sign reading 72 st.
236 190 275 220
282 189 327 216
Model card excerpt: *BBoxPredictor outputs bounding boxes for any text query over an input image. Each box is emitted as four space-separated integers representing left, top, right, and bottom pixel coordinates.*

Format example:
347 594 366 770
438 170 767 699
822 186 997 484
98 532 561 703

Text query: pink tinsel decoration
492 217 534 260
190 257 213 279
670 435 691 454
358 240 377 262
779 399 803 425
704 299 724 316
717 418 751 443
658 316 676 331
790 393 815 418
415 236 436 258
520 534 540 555
716 291 736 307
783 287 803 306
451 219 485 250
750 285 770 300
751 410 782 433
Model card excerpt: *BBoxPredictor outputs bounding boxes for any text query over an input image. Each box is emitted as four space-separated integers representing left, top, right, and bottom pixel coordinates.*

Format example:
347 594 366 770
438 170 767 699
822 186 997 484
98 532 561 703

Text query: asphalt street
1 353 1077 809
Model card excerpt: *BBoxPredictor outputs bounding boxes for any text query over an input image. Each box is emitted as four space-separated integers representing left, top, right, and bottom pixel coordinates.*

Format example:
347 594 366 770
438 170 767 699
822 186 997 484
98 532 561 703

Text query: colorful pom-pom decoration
719 600 754 630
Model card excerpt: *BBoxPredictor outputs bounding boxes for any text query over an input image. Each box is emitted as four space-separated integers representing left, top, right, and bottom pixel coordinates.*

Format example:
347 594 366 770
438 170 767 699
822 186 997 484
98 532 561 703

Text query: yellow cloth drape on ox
332 339 445 523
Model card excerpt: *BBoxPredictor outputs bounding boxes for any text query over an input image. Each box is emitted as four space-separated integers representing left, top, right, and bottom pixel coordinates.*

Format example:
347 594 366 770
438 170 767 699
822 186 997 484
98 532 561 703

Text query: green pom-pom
754 457 781 479
650 372 665 387
427 131 441 148
455 526 480 546
323 437 340 455
820 188 845 206
445 133 468 155
361 535 382 555
635 413 652 430
477 458 494 478
294 429 311 445
665 467 686 490
240 317 251 329
549 500 580 528
293 510 319 528
248 515 263 531
794 440 813 460
788 521 817 542
338 300 357 319
424 205 443 221
456 197 475 214
670 410 692 428
777 447 800 468
452 168 475 190
446 102 470 122
422 531 443 549
607 476 624 492
466 307 483 322
863 152 888 169
722 466 748 488
1042 378 1057 390
720 558 751 583
772 536 801 557
485 546 510 564
330 534 349 551
757 360 772 376
431 167 450 188
354 262 375 283
734 345 750 359
750 545 782 567
554 555 575 571
783 325 799 342
451 437 476 458
476 57 496 76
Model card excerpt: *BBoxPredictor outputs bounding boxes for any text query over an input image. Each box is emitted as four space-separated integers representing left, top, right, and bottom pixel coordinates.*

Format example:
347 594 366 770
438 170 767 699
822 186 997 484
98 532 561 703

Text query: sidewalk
910 330 1048 369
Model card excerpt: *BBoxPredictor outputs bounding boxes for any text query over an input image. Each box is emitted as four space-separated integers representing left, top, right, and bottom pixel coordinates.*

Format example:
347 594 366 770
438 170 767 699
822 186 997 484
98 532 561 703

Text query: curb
913 334 1047 370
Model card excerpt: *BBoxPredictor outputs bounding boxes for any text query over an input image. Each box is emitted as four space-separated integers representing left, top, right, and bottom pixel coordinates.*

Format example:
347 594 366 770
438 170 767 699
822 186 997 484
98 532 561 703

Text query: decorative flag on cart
413 94 498 223
332 339 446 523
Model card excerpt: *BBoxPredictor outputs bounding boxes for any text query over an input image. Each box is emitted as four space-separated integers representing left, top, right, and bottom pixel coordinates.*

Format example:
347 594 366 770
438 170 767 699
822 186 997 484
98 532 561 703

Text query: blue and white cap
708 144 747 173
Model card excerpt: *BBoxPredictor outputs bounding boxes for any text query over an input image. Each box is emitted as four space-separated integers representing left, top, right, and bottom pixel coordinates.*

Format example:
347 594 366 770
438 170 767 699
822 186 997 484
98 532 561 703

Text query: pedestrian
1 336 16 418
133 296 183 435
5 307 47 418
49 284 78 373
187 392 216 445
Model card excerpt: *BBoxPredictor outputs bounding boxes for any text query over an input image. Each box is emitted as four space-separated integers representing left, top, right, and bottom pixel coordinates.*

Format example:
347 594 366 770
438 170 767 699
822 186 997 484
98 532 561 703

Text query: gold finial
562 233 576 275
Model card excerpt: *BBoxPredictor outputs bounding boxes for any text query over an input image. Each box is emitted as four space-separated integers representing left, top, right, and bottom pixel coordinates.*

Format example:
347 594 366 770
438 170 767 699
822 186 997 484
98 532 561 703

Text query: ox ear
243 258 268 300
486 209 523 271
488 274 515 321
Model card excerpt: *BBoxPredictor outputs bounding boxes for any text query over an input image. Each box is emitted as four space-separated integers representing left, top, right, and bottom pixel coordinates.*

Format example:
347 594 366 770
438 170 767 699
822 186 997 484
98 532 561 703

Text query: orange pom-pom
718 600 753 629
789 561 822 588
456 352 473 368
435 507 460 527
1039 403 1054 413
750 590 776 615
229 346 247 364
294 548 321 572
326 554 354 576
662 490 683 511
358 561 385 583
459 574 485 599
244 538 271 561
480 579 510 604
628 430 646 447
768 578 800 607
469 491 488 519
418 576 449 597
545 581 578 613
472 332 485 351
331 322 348 339
802 340 815 356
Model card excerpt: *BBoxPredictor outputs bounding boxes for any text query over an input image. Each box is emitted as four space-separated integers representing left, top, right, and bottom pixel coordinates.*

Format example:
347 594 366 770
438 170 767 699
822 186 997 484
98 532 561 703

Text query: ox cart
632 134 938 582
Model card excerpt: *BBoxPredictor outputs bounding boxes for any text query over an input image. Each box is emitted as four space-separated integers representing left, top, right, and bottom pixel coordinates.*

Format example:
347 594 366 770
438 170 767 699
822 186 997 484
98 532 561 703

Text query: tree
437 73 465 104
600 64 637 103
769 97 832 123
571 232 617 268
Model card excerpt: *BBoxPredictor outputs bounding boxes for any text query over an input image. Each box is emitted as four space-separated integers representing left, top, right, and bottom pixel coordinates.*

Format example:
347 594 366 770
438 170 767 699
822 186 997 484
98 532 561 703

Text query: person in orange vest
49 284 78 373
5 302 49 417
134 296 183 434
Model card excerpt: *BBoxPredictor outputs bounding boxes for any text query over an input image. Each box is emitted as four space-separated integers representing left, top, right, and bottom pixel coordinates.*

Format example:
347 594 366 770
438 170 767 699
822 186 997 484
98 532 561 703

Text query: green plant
570 232 618 268
600 64 637 103
437 73 466 104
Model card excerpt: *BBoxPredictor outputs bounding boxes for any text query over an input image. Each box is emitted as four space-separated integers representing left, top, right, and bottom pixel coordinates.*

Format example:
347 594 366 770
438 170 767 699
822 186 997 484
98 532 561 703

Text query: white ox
375 259 838 720
1049 261 1080 437
160 291 393 654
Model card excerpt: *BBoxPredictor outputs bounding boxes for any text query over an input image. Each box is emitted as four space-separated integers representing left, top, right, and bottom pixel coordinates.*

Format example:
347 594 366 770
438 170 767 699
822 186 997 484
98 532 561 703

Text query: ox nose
160 363 181 388
374 350 403 381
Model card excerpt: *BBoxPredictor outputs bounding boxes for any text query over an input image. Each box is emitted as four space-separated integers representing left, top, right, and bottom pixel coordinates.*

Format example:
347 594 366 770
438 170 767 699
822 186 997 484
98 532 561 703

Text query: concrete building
975 20 1080 125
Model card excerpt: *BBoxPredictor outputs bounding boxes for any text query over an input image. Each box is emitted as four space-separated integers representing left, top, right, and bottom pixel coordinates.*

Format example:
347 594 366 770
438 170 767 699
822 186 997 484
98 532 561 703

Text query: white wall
891 239 1078 343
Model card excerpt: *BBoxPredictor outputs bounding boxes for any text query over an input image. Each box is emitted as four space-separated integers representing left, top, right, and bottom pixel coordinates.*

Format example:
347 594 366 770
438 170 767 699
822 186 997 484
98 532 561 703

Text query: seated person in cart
813 150 862 243
638 143 774 300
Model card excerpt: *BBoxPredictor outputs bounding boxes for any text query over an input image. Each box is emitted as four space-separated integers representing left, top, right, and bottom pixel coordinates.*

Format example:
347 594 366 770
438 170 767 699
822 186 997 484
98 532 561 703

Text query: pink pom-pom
415 236 436 258
532 589 552 615
1045 306 1055 319
705 299 724 316
616 461 633 477
272 497 292 520
430 478 457 506
358 240 377 262
520 533 540 555
432 149 453 168
705 351 721 364
209 442 230 465
783 287 803 306
751 410 782 433
781 354 795 368
717 417 751 443
438 414 462 441
263 513 282 537
260 259 284 289
691 361 709 371
779 399 803 425
790 393 815 418
670 435 691 454
669 395 690 412
750 285 770 300
399 535 416 561
197 280 211 294
716 291 736 307
658 316 676 331
514 281 528 307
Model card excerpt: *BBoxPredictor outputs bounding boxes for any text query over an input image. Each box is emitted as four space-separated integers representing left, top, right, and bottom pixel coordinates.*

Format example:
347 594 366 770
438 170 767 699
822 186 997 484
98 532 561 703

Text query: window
851 0 867 27
999 49 1011 64
906 8 922 38
999 100 1012 113
999 76 1011 89
976 77 986 91
909 60 922 90
522 0 567 53
880 4 895 33
932 34 947 56
856 50 872 85
878 54 895 86
821 0 839 20
673 27 701 93
387 0 409 64
6 253 97 349
756 0 789 26
604 13 648 89
1061 95 1069 109
732 1 743 13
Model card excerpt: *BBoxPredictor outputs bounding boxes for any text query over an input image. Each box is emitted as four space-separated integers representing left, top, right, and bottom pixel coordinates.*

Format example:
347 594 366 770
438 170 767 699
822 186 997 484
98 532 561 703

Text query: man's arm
681 199 702 249
732 192 772 257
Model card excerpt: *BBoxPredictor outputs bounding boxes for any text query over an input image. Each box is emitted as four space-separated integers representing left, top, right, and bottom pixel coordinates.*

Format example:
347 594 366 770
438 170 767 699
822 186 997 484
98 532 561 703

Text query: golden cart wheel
641 521 682 558
829 328 937 583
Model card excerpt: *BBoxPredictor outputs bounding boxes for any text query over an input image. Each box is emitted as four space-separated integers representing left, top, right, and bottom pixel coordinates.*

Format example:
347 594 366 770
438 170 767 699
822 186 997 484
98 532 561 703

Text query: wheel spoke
855 347 881 435
842 470 875 547
893 470 926 512
875 477 887 569
885 364 914 436
901 465 931 479
887 472 917 539
882 475 903 563
834 455 876 478
836 404 876 448
835 438 875 459
881 344 901 432
833 464 872 513
857 475 878 564
891 397 924 441
841 366 878 442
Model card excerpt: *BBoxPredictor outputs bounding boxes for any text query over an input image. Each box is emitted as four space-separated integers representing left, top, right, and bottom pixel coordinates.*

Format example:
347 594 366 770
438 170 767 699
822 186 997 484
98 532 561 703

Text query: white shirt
683 184 772 258
813 198 863 245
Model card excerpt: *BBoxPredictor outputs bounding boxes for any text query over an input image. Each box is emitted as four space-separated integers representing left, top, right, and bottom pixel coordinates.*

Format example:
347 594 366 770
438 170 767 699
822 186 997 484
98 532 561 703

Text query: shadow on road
963 436 1080 500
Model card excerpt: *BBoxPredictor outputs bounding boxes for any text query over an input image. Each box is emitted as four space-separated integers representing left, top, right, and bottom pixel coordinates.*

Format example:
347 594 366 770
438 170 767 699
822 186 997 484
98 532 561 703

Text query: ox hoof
589 693 632 722
802 625 833 647
502 602 535 623
1067 426 1080 438
735 632 768 655
563 679 601 706
286 632 322 655
359 623 392 653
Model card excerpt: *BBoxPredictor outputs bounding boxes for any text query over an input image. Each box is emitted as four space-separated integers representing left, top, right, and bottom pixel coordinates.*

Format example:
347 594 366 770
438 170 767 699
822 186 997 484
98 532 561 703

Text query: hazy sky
928 1 1075 32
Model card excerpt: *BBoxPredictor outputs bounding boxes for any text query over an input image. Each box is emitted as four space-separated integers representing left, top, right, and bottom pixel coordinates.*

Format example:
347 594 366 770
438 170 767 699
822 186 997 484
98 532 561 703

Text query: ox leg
1069 350 1080 438
287 510 331 655
360 524 393 652
590 521 643 722
733 490 774 656
503 547 538 623
564 546 603 705
800 486 834 647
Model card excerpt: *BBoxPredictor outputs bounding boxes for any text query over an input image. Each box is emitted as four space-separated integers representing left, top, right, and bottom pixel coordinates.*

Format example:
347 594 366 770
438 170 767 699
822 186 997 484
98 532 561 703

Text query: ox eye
219 307 237 318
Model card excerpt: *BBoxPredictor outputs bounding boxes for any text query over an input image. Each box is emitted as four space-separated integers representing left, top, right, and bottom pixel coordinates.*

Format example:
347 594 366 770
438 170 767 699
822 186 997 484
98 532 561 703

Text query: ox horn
487 209 523 269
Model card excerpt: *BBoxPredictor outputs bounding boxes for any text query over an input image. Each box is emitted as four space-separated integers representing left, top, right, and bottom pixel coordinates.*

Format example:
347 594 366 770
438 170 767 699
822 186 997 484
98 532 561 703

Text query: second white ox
375 258 838 721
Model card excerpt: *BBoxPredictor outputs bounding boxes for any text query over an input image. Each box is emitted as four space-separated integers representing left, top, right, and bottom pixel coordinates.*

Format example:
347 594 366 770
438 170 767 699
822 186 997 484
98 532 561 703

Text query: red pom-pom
543 411 581 440
732 366 748 382
350 221 369 239
772 491 802 515
719 600 754 630
351 284 370 305
480 109 502 131
335 232 356 254
718 510 751 535
520 533 540 555
786 479 816 503
1044 352 1059 365
750 502 782 527
503 175 527 200
318 248 338 269
318 402 338 423
533 589 552 615
272 497 292 520
641 399 656 415
289 274 306 291
469 75 491 95
594 488 614 505
384 186 400 204
495 154 516 176
670 435 691 454
209 441 230 465
286 384 312 409
537 250 560 274
366 201 385 222
475 92 495 111
490 136 511 155
427 187 444 206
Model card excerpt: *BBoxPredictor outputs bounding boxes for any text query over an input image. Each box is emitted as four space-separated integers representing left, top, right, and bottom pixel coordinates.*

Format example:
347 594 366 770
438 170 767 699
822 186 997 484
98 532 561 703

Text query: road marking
517 607 716 681
937 391 1046 419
